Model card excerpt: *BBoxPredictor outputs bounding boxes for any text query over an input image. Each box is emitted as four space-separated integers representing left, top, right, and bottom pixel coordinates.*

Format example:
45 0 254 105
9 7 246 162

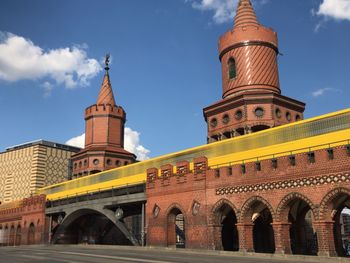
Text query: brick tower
203 0 305 143
71 55 136 178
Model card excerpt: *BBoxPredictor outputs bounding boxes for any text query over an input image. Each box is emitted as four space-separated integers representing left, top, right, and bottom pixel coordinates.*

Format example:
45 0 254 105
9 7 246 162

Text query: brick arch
165 203 187 248
165 203 187 220
210 198 239 225
239 196 275 223
276 192 318 222
319 187 350 221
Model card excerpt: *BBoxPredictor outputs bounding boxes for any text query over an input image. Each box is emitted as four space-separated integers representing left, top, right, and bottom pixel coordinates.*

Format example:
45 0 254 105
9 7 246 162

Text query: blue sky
0 0 349 159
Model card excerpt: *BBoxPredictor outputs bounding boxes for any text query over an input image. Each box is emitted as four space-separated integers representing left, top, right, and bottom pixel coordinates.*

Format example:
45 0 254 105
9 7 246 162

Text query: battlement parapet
85 104 125 119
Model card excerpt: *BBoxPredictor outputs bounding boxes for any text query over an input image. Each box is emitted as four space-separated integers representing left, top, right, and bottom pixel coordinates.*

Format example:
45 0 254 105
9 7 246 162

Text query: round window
93 159 99 165
255 107 264 118
295 114 301 121
106 159 112 165
286 112 291 121
210 118 217 128
275 108 281 118
84 160 87 166
222 114 230 124
115 160 120 166
78 161 82 168
235 110 243 120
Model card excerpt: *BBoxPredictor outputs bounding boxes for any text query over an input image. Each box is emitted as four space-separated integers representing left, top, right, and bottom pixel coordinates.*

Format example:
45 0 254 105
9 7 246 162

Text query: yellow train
37 108 350 201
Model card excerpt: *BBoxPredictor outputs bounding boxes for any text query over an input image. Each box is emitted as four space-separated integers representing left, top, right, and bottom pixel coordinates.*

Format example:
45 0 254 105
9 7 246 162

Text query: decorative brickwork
0 195 48 245
71 61 136 178
203 0 305 143
146 144 350 257
216 173 350 196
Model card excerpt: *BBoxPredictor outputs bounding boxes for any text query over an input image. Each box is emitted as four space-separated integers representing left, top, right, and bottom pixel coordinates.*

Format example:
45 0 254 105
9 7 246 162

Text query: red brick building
71 56 136 179
146 0 350 257
0 195 47 246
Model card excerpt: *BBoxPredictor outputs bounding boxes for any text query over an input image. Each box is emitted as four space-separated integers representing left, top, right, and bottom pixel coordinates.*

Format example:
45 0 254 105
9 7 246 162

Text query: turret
203 0 305 143
71 55 136 178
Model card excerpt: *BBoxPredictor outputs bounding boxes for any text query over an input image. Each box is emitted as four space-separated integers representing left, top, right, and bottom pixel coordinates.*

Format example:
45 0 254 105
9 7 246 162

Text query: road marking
20 254 47 260
59 251 176 263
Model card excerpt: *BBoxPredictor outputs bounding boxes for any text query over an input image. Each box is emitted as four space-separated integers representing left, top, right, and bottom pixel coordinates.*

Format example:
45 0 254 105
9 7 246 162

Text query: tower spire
97 54 116 105
234 0 259 28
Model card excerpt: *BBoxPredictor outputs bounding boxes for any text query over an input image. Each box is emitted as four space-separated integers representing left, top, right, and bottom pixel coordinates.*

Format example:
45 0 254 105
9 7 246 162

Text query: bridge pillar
314 221 337 257
272 222 291 254
236 223 254 252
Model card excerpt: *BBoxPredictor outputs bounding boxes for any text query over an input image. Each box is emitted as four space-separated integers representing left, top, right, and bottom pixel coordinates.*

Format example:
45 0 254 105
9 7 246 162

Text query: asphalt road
0 245 328 263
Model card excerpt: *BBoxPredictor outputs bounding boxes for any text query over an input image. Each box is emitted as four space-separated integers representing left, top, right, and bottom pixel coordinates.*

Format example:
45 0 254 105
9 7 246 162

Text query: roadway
0 245 342 263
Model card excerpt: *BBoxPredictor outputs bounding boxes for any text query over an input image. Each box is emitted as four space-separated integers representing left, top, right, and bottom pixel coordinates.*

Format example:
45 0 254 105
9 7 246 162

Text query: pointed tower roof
234 0 259 28
97 54 116 105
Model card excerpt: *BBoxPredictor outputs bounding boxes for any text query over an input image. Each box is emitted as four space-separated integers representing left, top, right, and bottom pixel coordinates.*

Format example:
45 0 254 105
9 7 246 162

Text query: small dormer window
228 57 237 80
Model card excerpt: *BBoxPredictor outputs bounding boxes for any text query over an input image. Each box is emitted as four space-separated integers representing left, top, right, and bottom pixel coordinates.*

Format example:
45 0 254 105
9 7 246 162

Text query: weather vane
105 53 110 72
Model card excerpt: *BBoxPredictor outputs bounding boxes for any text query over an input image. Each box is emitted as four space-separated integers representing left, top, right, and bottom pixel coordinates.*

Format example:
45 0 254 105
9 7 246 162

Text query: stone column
272 222 292 254
236 223 254 252
208 224 223 250
313 220 337 257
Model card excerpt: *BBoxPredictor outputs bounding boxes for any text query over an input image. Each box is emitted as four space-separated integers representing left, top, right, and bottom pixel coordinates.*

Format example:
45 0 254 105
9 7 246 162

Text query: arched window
228 58 237 80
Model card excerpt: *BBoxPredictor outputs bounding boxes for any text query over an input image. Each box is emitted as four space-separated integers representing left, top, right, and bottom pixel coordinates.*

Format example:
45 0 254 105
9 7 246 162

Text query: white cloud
65 127 150 161
188 0 268 24
190 0 238 24
124 127 151 161
41 81 54 98
316 0 350 21
311 87 342 97
65 133 85 148
0 32 102 88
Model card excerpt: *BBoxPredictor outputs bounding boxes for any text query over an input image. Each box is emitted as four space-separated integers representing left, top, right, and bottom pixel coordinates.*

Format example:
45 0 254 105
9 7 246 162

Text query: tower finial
104 53 110 72
234 0 258 28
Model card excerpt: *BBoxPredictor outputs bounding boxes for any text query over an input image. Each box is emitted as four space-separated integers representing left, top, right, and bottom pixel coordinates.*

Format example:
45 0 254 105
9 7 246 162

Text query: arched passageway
213 202 239 251
288 200 317 255
323 191 350 257
0 226 4 246
54 210 132 245
9 226 15 246
15 225 21 246
241 198 275 253
253 208 275 253
167 207 185 248
27 223 35 245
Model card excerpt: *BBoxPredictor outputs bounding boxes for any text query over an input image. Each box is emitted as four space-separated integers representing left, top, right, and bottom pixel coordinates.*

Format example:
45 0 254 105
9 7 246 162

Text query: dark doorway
331 194 350 257
27 223 35 245
289 200 317 255
167 208 185 248
58 212 131 245
220 206 239 251
253 208 275 253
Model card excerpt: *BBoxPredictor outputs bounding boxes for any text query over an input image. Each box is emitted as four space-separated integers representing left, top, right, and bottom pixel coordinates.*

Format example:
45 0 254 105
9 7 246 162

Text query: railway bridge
37 108 350 257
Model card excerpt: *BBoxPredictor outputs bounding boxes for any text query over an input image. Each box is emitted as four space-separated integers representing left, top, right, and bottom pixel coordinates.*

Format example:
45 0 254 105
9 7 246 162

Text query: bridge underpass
45 184 146 246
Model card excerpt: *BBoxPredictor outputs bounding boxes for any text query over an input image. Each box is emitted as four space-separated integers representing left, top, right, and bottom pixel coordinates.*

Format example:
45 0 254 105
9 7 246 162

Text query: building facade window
255 107 264 118
210 118 218 128
222 114 230 124
286 112 291 121
275 108 281 118
228 57 237 80
235 110 243 120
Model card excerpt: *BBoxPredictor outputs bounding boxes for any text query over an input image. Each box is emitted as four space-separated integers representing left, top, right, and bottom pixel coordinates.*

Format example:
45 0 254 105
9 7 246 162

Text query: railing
37 109 350 197
46 183 145 208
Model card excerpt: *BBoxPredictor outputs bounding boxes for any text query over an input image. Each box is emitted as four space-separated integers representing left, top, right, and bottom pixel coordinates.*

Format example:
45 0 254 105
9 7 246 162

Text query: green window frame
228 57 237 80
